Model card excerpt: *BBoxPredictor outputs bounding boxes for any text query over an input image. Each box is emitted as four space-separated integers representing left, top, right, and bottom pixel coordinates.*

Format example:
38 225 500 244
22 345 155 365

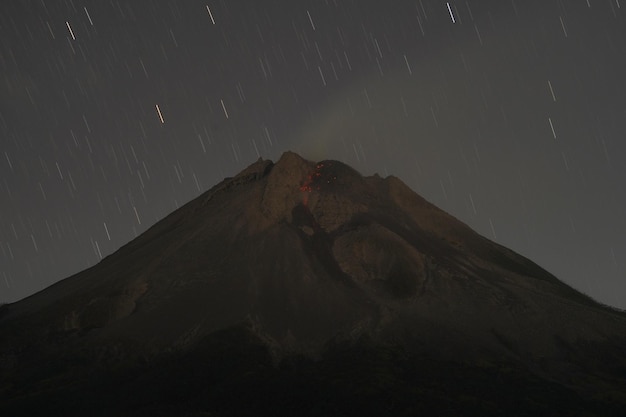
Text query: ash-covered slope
1 151 626 416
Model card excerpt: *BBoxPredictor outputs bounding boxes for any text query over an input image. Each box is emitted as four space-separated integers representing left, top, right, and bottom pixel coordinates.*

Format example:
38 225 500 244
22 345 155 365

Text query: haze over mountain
1 152 626 416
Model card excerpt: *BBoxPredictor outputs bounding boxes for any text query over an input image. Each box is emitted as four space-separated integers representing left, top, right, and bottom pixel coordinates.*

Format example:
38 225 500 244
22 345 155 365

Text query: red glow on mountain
299 162 338 206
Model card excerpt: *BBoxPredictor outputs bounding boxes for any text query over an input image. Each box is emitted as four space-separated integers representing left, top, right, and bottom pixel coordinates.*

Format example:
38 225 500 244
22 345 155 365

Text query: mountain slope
1 151 626 416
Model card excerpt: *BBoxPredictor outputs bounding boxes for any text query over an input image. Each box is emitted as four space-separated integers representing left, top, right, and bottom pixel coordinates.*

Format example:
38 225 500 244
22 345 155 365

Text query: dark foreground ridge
1 151 626 416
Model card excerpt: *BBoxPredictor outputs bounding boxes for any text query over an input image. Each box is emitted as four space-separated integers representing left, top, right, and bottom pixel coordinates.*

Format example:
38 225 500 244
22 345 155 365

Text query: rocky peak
203 157 274 205
260 152 370 232
260 151 313 223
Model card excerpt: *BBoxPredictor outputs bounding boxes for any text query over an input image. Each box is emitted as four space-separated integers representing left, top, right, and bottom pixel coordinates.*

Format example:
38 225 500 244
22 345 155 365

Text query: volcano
1 151 626 416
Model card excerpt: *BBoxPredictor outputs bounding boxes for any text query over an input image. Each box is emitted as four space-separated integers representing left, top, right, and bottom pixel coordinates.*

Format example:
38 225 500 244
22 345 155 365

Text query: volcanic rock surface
1 151 626 416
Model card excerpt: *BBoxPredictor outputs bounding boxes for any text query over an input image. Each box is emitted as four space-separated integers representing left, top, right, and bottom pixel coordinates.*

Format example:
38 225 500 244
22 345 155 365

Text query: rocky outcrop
203 157 274 205
260 151 313 222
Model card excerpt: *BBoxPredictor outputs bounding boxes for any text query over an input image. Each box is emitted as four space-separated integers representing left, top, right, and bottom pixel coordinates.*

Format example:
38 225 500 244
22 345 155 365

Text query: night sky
1 0 625 309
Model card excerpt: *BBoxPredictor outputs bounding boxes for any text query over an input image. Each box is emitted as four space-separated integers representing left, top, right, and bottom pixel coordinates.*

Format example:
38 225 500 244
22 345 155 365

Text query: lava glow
299 162 337 206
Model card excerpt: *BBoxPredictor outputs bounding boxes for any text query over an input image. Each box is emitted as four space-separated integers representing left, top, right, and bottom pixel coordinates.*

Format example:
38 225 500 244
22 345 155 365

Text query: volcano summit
1 151 626 416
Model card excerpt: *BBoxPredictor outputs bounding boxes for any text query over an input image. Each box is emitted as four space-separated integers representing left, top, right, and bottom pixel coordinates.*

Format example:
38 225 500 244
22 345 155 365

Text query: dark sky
1 0 625 309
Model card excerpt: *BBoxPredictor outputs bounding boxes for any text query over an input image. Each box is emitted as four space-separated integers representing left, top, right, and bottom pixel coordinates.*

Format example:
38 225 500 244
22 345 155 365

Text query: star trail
1 0 625 308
